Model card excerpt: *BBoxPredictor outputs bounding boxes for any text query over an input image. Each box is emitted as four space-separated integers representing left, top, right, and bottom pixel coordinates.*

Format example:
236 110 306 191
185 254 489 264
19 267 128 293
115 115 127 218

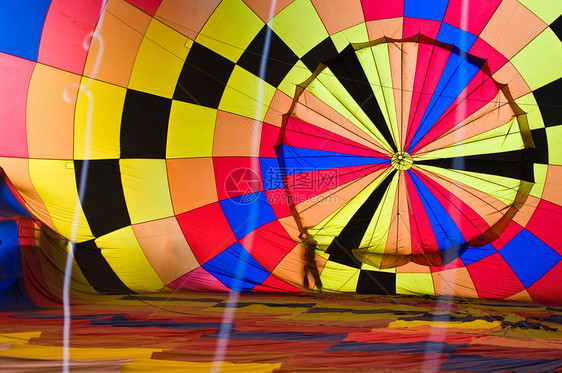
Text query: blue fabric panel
203 242 270 291
281 145 389 175
0 177 31 218
328 340 466 354
408 53 479 151
437 23 478 52
499 229 562 288
404 0 449 21
408 171 465 250
0 0 51 61
89 315 234 330
460 244 497 265
0 220 22 294
220 191 277 240
204 330 347 341
439 354 562 372
260 158 284 191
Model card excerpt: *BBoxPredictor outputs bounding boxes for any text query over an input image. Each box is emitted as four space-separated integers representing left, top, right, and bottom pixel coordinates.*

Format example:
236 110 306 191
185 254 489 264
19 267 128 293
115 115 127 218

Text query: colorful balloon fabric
0 0 561 305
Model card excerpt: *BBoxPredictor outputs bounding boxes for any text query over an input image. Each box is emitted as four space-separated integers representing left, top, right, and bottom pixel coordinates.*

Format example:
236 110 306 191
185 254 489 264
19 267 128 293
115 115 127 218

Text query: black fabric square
237 25 299 87
328 251 362 269
74 240 133 294
550 15 561 41
301 37 339 72
120 89 171 158
174 42 235 108
533 77 562 127
531 127 548 164
356 270 396 295
74 159 131 237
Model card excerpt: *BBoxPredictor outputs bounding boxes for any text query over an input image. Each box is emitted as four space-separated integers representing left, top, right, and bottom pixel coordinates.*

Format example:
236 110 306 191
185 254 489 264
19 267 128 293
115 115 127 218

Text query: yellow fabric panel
0 332 41 344
319 260 360 292
389 319 502 329
270 0 329 58
310 68 392 150
396 273 435 296
0 343 158 360
511 27 562 90
122 359 281 373
166 101 216 158
515 93 544 130
546 125 562 165
358 172 398 253
26 63 77 160
74 78 125 160
29 159 93 241
361 262 395 273
309 169 392 248
120 159 174 224
518 0 562 25
331 24 370 52
357 45 399 148
416 119 525 159
530 163 547 198
219 65 276 121
96 226 165 292
277 60 310 97
414 165 520 207
195 0 264 63
129 19 191 98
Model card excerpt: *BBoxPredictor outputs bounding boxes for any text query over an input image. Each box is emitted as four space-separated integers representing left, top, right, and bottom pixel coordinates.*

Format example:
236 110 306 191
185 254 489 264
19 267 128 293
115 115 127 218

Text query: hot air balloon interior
0 0 561 371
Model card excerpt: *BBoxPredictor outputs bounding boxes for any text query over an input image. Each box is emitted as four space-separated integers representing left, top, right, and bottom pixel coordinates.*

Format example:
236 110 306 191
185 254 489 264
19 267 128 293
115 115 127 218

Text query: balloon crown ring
391 151 413 170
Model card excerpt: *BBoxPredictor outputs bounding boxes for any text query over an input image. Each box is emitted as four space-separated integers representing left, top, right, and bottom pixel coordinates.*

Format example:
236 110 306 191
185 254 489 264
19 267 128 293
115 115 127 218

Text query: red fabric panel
176 203 237 264
0 53 32 158
239 220 296 272
253 274 301 292
527 261 562 306
469 37 508 73
467 252 525 298
443 0 502 35
126 0 162 15
405 45 452 151
213 157 263 201
265 189 292 219
260 123 280 158
403 17 442 39
37 0 101 74
361 0 404 21
168 266 230 291
525 200 562 256
406 171 440 255
411 70 499 155
284 117 388 158
174 338 338 353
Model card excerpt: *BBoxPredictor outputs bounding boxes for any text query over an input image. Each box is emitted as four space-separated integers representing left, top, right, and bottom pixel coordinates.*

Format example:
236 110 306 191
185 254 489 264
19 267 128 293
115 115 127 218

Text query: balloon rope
61 3 107 372
210 1 278 372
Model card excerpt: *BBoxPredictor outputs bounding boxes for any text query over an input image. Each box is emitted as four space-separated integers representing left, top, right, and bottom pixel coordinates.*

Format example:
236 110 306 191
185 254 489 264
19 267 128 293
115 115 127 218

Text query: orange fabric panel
166 158 217 214
213 111 262 157
132 217 199 285
310 0 365 35
242 0 294 23
366 18 404 40
26 64 78 160
155 0 221 40
432 266 479 299
384 173 412 255
83 0 151 87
